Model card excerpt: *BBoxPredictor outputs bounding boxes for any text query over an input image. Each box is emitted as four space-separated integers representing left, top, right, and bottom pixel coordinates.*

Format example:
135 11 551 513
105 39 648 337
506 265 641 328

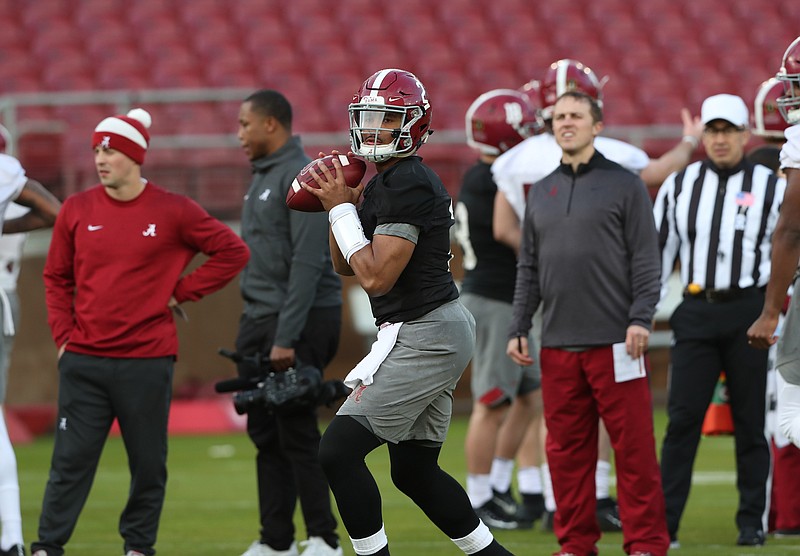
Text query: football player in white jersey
491 59 703 532
749 37 800 451
0 124 61 556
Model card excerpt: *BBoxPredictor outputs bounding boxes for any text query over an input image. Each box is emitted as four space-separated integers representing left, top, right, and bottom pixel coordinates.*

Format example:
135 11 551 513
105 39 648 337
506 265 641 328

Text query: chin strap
330 203 370 264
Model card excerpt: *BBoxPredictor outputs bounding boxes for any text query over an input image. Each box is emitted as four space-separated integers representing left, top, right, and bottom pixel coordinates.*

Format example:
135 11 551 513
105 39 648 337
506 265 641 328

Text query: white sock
517 466 542 495
595 460 611 499
451 520 493 554
466 474 493 508
489 457 514 493
541 463 556 511
350 525 388 555
0 409 22 549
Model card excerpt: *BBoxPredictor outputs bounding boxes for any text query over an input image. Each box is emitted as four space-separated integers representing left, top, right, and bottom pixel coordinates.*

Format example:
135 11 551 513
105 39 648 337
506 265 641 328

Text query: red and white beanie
92 108 152 164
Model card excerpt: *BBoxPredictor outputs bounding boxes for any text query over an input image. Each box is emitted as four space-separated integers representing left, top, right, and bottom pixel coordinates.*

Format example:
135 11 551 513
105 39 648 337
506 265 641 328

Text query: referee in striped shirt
653 94 786 549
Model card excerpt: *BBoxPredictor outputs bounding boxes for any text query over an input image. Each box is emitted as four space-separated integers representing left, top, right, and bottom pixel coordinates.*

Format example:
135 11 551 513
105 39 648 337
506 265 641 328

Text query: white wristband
329 203 370 264
681 135 699 149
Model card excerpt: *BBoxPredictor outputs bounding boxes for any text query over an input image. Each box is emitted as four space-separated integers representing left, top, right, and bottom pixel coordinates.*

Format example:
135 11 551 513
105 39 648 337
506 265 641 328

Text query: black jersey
358 156 459 325
455 161 518 303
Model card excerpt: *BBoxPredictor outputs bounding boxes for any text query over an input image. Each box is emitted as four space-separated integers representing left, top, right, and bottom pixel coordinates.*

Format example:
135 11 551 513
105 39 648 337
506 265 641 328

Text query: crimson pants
541 346 669 556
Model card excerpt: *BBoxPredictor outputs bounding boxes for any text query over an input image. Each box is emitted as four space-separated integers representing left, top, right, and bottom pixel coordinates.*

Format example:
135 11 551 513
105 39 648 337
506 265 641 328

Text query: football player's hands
681 108 703 145
747 313 780 349
304 150 364 211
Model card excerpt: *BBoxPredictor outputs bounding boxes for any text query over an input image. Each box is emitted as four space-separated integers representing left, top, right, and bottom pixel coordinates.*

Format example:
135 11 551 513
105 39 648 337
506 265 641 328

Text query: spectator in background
655 94 782 549
747 76 800 537
0 124 61 556
32 109 249 556
234 90 344 556
492 58 702 532
454 89 544 530
507 91 669 556
309 68 512 556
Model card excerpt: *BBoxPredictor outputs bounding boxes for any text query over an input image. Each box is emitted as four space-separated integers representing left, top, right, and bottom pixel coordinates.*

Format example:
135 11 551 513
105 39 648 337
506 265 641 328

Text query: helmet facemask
777 36 800 125
349 102 427 163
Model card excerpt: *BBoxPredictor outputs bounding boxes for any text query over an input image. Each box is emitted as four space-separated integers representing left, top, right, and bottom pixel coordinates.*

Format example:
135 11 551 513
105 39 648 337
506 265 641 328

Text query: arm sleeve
781 125 800 169
508 199 541 338
172 199 250 303
43 202 76 347
626 178 662 328
274 209 333 347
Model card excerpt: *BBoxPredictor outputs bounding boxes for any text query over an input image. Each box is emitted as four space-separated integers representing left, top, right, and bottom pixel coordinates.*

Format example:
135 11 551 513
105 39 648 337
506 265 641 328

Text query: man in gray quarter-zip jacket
506 91 668 556
234 90 343 556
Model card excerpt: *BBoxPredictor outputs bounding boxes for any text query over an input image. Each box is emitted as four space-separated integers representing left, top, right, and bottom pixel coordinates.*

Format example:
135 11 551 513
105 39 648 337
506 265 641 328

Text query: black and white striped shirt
653 159 786 299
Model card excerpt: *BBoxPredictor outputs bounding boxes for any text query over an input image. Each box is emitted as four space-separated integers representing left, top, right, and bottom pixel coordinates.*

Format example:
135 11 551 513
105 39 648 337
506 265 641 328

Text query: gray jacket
509 151 660 348
239 136 341 347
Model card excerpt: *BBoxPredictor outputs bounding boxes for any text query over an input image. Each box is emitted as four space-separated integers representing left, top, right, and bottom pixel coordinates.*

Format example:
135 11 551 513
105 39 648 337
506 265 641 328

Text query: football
286 154 367 212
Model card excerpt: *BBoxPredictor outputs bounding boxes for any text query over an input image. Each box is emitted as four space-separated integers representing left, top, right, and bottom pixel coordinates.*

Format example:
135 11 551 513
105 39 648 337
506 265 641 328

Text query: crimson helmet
777 36 800 125
465 89 543 155
753 78 788 138
540 59 607 120
349 68 433 162
0 124 9 154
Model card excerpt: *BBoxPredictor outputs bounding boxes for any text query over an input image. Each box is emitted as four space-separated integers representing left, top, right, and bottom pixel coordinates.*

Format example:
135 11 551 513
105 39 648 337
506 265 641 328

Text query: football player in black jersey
303 69 512 556
455 89 546 531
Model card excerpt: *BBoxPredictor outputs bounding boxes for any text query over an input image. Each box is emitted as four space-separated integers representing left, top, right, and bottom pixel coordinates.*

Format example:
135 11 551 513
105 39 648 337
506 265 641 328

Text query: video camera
214 349 351 415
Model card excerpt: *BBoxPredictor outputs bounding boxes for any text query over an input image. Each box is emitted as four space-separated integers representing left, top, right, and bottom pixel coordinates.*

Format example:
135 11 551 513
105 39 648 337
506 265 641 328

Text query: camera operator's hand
270 345 295 371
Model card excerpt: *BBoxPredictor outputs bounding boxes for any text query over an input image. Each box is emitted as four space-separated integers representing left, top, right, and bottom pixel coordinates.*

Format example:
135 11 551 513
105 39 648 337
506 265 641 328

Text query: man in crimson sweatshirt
31 108 250 556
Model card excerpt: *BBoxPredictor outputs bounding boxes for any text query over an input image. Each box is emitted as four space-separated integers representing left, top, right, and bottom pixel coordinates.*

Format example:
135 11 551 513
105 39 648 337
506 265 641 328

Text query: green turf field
13 409 800 555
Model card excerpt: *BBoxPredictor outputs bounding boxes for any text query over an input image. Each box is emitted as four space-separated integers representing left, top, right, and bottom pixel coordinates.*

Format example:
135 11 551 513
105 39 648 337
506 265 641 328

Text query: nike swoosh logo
87 225 103 231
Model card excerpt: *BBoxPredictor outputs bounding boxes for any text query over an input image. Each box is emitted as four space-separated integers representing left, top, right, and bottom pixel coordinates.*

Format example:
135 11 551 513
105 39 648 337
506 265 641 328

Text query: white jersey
0 203 28 292
781 125 800 169
0 154 26 219
491 133 651 220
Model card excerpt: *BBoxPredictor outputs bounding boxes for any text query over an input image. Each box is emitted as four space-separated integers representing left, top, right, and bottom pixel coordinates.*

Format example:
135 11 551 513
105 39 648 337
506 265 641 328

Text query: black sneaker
595 497 622 532
491 489 520 517
736 527 765 546
519 493 545 523
476 498 527 530
0 546 26 556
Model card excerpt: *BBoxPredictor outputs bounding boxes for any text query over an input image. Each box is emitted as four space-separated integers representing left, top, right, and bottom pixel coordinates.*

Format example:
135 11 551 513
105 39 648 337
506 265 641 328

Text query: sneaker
736 527 765 546
491 489 519 516
669 535 680 549
124 551 146 556
519 493 546 523
541 509 555 532
595 497 622 532
241 540 299 556
476 498 527 530
0 546 26 556
298 537 342 555
31 551 47 556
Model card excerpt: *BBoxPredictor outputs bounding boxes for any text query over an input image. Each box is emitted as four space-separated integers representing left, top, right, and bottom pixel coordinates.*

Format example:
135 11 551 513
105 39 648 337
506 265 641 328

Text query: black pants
660 292 770 537
235 306 341 550
33 353 174 556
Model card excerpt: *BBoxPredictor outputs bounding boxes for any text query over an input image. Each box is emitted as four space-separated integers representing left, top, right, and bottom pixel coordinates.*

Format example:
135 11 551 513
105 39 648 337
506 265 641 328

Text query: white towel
344 322 403 389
